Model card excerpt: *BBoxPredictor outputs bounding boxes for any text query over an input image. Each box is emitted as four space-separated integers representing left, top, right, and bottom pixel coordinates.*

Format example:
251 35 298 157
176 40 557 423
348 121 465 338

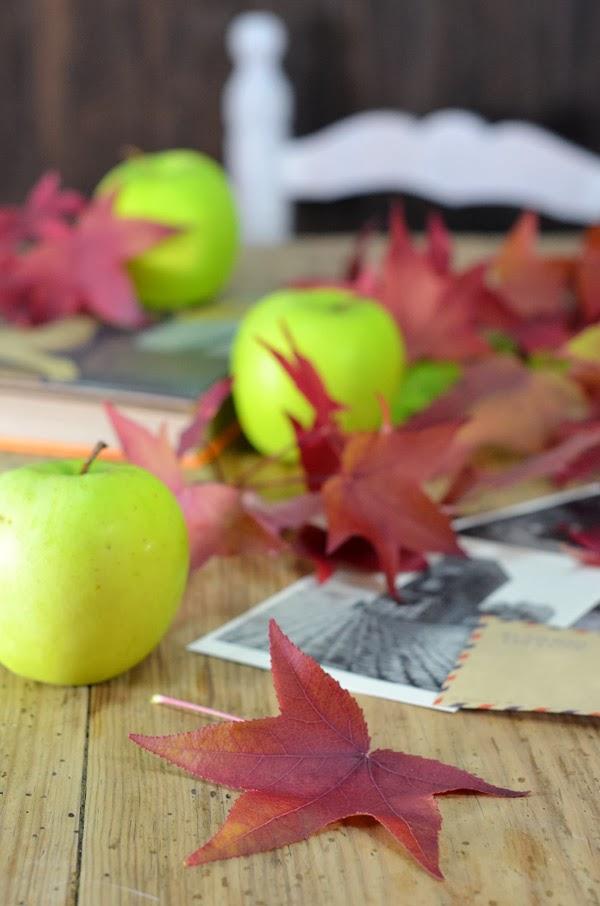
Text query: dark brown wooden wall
2 0 600 230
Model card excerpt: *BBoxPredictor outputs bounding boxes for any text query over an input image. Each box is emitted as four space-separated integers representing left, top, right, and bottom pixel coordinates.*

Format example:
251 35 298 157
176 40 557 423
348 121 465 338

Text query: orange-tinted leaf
564 527 600 567
177 377 233 456
412 358 586 455
132 621 526 876
379 211 490 362
575 226 600 323
492 212 572 320
459 369 586 455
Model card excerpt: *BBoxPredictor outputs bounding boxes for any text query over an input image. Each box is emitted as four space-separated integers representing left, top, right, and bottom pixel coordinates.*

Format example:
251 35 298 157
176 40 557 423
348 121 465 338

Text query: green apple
96 149 239 311
231 287 406 456
0 458 189 685
565 324 600 361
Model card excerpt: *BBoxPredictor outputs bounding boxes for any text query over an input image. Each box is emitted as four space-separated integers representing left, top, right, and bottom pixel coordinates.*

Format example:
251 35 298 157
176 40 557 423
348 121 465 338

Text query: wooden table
1 236 599 906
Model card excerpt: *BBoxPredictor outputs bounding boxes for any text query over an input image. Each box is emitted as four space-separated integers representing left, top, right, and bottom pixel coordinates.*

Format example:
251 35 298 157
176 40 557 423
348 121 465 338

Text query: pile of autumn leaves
106 209 600 594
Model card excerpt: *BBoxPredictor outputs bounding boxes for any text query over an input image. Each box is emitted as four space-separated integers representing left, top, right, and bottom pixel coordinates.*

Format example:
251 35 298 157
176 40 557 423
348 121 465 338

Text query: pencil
0 421 240 469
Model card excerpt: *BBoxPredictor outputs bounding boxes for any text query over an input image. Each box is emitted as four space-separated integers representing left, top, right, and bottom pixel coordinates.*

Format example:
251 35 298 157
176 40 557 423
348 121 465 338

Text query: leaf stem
150 693 243 722
80 441 108 475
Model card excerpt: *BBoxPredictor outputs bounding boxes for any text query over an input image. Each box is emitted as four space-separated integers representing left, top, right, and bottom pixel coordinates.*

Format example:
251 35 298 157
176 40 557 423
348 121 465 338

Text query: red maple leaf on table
576 227 600 323
0 171 85 251
486 212 576 352
132 621 526 877
261 326 346 490
411 357 587 456
1 194 175 327
105 397 283 570
322 423 463 596
563 526 600 567
376 208 493 363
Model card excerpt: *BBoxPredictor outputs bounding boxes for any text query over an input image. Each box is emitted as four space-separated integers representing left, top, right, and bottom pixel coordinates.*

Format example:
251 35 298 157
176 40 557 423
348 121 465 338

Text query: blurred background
3 0 600 232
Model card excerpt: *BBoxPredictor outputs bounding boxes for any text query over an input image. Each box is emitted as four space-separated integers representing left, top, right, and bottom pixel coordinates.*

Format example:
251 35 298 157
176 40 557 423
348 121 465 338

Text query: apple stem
80 441 108 475
150 693 243 723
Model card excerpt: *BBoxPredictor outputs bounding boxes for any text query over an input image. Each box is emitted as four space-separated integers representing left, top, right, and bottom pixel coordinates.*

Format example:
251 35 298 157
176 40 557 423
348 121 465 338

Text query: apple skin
231 288 406 456
96 149 239 311
0 459 189 685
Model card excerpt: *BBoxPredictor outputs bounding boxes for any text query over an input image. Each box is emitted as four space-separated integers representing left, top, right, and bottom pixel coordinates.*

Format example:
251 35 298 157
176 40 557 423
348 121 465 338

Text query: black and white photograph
189 537 600 711
455 484 600 552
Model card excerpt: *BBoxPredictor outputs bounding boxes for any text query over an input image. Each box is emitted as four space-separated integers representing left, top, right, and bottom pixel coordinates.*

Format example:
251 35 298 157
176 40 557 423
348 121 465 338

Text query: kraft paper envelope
435 617 600 716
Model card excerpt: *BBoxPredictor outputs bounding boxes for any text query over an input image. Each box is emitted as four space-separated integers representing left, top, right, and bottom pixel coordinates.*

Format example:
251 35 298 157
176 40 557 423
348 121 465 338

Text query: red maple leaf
105 395 282 569
3 194 175 327
263 328 346 490
491 212 573 321
410 358 587 456
178 484 283 568
0 171 85 251
563 526 600 567
322 423 463 596
464 419 600 499
376 208 492 362
294 524 427 584
576 226 600 324
131 621 526 877
485 212 577 353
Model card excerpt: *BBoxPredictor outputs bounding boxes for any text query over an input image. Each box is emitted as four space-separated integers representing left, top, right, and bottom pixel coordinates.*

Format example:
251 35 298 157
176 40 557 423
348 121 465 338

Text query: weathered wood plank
0 675 88 905
77 555 600 905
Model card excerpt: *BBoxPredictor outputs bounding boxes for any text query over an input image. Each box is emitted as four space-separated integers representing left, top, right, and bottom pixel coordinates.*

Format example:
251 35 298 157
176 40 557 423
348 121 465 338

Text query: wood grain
75 557 600 905
0 675 88 905
3 1 600 231
1 235 599 904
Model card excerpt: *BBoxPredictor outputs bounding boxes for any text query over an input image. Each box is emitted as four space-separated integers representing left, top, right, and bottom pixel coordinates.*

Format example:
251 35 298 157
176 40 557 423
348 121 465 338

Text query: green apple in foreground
231 288 406 456
0 458 189 685
96 149 239 310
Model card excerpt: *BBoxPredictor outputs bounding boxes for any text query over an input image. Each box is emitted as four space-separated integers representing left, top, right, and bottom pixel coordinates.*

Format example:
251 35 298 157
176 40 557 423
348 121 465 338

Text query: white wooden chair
223 11 600 245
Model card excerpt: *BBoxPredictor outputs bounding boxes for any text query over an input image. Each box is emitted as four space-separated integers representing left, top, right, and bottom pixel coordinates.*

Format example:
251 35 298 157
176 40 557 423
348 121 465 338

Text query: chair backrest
223 12 600 245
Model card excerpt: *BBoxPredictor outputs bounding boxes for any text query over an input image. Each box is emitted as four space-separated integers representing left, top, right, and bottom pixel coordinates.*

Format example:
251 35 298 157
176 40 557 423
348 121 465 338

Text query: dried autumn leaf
492 212 572 320
106 399 285 570
457 420 600 501
574 226 600 323
178 484 283 569
262 325 346 427
459 369 587 455
131 621 526 877
263 328 346 489
8 194 175 327
322 423 463 595
564 527 600 567
378 208 491 362
105 402 183 494
411 358 587 456
0 171 85 251
294 524 426 584
177 377 233 456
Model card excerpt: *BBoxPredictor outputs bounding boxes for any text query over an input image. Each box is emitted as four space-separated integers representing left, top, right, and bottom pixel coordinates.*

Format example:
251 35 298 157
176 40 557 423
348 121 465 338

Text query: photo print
190 536 600 711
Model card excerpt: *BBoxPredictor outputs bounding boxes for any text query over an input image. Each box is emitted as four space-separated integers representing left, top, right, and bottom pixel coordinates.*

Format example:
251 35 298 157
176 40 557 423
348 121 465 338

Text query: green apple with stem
0 444 189 685
96 149 239 311
231 287 406 456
